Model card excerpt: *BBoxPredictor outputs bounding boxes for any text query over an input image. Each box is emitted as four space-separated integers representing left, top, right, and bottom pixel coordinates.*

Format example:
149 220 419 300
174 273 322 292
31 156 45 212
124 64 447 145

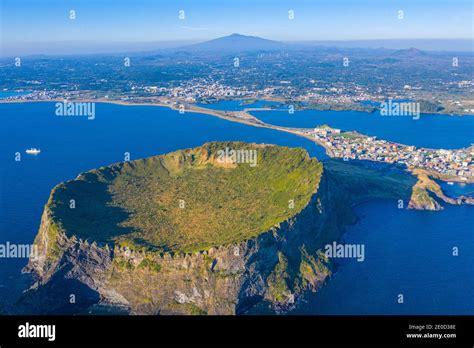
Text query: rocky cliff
407 169 474 211
20 151 417 315
23 175 333 315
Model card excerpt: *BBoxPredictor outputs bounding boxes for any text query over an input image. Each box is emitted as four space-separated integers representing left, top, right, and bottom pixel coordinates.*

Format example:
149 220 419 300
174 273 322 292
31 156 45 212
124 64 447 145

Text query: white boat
447 182 454 185
25 148 41 155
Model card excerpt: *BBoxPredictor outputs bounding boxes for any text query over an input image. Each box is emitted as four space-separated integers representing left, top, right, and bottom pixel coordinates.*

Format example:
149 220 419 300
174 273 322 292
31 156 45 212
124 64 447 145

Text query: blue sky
1 0 472 55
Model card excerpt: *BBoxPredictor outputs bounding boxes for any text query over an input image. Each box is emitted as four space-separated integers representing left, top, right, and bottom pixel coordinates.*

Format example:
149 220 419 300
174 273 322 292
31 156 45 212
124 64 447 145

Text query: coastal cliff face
21 154 416 315
24 176 334 315
407 169 474 211
408 187 443 211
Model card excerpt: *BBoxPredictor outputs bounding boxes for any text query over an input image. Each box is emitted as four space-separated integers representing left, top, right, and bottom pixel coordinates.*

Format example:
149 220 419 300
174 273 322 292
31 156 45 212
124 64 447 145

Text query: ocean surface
0 101 325 308
292 201 474 314
0 101 472 314
252 108 474 149
438 180 474 198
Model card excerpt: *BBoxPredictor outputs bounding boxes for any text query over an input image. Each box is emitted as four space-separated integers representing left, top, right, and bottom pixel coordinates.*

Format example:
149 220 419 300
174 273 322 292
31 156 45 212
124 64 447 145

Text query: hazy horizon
1 36 473 58
1 0 472 56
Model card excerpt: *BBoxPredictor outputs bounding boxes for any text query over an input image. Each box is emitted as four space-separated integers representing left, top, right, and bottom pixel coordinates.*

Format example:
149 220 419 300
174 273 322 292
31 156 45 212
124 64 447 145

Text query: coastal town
5 77 474 115
303 125 474 182
1 87 473 183
0 80 378 107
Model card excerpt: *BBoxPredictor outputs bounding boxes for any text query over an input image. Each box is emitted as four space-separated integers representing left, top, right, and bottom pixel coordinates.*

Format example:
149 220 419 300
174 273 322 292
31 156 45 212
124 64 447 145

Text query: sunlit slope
46 142 323 253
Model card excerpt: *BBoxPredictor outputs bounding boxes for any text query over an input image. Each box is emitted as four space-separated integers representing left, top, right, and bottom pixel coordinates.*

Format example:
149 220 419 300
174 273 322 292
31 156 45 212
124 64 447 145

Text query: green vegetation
306 102 376 113
339 131 363 140
137 259 162 272
417 100 445 113
241 99 257 105
47 142 322 253
44 220 64 263
410 187 436 207
411 169 444 196
266 252 291 303
112 257 162 274
408 169 447 209
34 196 64 266
166 301 207 315
113 258 134 270
324 159 417 202
297 247 331 290
315 159 417 247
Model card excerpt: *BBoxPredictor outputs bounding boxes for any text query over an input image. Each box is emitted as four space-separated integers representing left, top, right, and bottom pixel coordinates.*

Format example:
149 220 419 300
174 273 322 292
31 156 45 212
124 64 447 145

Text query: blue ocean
252 108 474 149
0 101 472 314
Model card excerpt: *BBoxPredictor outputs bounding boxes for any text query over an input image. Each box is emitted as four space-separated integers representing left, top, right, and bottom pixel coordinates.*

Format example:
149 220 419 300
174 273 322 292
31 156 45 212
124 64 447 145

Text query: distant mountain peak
182 33 285 52
393 47 428 57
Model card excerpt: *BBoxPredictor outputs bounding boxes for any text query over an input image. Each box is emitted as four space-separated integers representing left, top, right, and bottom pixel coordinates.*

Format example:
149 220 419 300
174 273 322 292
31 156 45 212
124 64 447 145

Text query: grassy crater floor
46 142 323 253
